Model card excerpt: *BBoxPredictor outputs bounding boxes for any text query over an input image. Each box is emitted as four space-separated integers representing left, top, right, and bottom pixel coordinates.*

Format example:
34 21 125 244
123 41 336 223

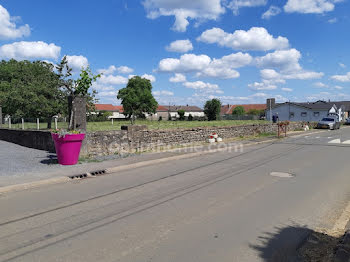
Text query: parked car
316 117 340 130
345 118 350 125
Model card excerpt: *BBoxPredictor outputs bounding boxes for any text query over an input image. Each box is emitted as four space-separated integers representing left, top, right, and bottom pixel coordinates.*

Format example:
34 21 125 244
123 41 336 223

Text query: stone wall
81 122 308 156
0 128 55 152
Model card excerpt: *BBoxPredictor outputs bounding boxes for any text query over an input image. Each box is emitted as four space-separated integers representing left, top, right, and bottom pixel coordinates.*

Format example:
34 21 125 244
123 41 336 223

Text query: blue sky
1 0 350 107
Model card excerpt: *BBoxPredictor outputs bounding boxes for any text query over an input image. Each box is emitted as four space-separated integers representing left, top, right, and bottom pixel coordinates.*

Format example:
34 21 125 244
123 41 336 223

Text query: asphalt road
1 127 350 261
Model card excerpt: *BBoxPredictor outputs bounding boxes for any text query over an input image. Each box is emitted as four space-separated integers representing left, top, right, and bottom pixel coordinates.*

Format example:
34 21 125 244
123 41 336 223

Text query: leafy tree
204 98 221 121
0 59 65 128
232 106 245 116
117 76 158 124
177 109 185 120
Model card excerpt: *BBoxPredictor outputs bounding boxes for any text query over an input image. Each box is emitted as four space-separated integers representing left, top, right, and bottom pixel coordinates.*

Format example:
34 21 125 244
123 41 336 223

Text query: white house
265 99 346 122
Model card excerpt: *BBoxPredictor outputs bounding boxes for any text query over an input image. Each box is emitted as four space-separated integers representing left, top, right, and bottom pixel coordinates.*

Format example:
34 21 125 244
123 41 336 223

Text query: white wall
266 104 329 122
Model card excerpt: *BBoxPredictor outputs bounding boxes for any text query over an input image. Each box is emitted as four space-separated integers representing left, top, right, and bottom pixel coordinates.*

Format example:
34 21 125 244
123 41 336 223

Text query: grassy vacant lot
6 119 268 131
86 119 268 132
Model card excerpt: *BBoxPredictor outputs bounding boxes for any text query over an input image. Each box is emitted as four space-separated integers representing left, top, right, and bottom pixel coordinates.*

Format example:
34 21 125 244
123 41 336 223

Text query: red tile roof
157 105 169 111
94 104 120 111
221 104 267 115
114 105 124 113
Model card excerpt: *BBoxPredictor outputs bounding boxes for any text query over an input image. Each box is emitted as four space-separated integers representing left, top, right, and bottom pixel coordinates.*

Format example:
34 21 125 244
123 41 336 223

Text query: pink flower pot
51 133 85 165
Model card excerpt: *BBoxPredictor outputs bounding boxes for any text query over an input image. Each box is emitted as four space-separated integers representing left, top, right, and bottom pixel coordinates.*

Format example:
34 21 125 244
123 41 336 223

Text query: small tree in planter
51 56 100 165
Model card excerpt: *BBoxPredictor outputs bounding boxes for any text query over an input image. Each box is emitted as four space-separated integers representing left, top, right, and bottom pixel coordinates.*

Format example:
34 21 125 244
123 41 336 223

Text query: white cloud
158 53 211 72
153 90 174 96
166 39 193 53
339 63 346 68
142 74 156 83
117 66 134 74
183 81 222 93
262 6 282 19
226 0 267 15
197 27 289 51
328 18 338 23
143 0 225 32
331 72 350 82
65 55 89 71
197 52 252 79
98 65 116 75
256 48 302 72
98 65 134 75
282 87 293 92
98 74 128 85
0 41 61 60
248 81 277 91
256 49 324 80
313 81 328 88
284 0 341 14
158 52 251 79
169 73 186 83
334 85 343 90
0 5 30 39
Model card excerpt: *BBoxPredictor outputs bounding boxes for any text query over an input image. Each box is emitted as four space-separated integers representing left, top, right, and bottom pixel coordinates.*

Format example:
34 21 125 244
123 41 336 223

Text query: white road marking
270 172 294 178
329 139 341 144
342 140 350 144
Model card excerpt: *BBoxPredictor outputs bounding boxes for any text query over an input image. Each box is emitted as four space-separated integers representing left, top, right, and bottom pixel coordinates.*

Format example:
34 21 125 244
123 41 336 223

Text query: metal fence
2 117 69 130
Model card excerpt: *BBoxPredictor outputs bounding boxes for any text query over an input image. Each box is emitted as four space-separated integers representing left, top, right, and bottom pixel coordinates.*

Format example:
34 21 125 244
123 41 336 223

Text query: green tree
0 59 65 128
204 98 221 121
177 109 185 121
232 106 245 116
117 76 158 124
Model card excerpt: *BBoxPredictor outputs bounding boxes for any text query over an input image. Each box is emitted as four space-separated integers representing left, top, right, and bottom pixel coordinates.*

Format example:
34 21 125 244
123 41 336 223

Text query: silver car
317 117 340 130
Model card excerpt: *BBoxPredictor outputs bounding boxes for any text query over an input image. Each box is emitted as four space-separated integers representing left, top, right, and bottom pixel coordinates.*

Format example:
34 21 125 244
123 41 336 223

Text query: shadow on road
40 154 58 165
250 225 345 262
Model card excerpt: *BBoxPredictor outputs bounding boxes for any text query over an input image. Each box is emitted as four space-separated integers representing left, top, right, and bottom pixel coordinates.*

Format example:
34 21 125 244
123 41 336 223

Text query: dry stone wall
81 122 308 156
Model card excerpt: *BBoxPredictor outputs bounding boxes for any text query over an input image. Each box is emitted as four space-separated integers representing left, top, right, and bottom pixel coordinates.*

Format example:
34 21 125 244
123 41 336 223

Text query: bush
188 114 193 121
178 109 185 121
232 106 245 116
158 116 162 121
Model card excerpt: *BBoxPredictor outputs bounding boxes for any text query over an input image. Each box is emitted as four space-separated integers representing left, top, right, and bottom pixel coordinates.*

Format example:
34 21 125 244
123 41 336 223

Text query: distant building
166 105 204 120
93 104 204 120
265 99 350 122
93 104 126 119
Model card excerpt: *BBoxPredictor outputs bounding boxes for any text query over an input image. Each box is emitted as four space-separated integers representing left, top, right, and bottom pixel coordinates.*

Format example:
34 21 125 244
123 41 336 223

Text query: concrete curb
0 176 70 195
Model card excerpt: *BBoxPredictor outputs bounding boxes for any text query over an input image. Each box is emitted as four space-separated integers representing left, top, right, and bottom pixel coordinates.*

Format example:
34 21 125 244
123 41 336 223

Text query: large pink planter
51 133 85 165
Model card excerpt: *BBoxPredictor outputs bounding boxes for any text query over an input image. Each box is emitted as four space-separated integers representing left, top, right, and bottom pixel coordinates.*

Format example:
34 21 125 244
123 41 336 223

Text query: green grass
5 119 268 132
86 120 268 132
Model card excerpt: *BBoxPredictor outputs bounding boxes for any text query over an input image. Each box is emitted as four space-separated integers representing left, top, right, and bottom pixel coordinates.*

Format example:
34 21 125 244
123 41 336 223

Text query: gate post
0 106 2 128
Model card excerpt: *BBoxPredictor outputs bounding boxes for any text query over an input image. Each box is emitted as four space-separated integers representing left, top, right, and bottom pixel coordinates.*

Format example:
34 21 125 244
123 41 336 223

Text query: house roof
221 104 266 115
163 105 203 112
114 105 124 113
94 104 120 112
271 101 341 111
157 105 168 112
